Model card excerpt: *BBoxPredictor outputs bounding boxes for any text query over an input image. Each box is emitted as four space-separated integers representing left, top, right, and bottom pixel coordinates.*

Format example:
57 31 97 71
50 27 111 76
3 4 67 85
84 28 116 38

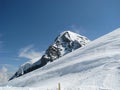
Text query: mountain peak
60 30 77 36
59 30 82 39
49 30 90 60
9 30 90 80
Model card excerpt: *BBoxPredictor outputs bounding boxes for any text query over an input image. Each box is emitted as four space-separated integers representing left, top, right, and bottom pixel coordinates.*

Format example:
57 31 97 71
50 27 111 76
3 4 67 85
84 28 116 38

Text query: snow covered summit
43 30 90 61
9 31 90 80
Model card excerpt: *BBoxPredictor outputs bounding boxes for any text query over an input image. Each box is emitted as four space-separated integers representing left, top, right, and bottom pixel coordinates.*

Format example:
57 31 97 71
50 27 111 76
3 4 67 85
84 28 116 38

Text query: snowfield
1 28 120 90
10 30 90 80
0 86 114 90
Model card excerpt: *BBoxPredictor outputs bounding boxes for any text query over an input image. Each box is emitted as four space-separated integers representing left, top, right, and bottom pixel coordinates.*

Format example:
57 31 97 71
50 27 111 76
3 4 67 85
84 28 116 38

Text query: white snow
1 28 120 90
60 31 89 41
11 30 90 79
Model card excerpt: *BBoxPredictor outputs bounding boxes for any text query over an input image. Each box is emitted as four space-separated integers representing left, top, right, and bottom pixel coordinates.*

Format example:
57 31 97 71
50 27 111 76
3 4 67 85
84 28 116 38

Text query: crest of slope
6 28 120 90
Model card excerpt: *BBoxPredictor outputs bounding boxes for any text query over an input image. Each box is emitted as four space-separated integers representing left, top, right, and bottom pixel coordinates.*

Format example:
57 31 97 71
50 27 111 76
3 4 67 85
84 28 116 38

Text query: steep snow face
9 31 90 80
5 28 120 90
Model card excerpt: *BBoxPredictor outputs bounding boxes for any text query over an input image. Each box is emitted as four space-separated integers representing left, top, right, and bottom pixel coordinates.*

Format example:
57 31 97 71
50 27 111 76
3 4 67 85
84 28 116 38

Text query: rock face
9 31 90 80
42 31 90 61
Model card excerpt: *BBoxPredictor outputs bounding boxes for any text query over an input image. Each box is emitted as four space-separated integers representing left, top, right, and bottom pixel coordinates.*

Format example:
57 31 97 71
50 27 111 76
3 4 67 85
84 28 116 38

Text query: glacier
1 28 120 90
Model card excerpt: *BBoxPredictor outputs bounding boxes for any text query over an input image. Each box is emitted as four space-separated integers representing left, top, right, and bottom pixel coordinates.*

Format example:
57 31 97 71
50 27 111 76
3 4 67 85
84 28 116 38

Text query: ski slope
1 28 120 90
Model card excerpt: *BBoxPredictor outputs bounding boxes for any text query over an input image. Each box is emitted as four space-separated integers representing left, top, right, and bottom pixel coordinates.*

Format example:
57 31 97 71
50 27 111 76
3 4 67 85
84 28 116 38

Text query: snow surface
1 28 120 90
10 30 90 80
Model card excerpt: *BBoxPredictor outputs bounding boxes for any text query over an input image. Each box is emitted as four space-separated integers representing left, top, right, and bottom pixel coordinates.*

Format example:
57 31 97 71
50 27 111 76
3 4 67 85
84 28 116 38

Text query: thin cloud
0 66 8 83
19 45 44 60
69 25 87 35
0 64 18 84
2 64 18 72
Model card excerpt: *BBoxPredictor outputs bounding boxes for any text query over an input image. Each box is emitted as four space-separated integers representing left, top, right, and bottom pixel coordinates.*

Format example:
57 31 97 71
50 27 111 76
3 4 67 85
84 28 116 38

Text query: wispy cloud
19 45 44 60
0 64 17 84
0 66 8 83
68 25 87 35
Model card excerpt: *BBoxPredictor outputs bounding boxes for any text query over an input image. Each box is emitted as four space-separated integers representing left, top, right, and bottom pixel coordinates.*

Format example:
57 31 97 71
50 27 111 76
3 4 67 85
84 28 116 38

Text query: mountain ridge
9 30 90 80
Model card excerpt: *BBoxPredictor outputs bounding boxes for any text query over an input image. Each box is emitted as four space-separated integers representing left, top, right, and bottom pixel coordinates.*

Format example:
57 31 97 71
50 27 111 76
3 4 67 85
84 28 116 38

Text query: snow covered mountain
4 28 120 90
9 31 90 80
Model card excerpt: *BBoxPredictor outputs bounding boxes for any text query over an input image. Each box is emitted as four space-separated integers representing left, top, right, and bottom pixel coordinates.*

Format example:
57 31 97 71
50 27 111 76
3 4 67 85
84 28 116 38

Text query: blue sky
0 0 120 73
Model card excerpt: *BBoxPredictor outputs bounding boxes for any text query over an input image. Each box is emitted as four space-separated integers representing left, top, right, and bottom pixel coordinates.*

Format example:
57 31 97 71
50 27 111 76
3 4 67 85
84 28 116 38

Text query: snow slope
10 31 90 80
2 28 120 90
